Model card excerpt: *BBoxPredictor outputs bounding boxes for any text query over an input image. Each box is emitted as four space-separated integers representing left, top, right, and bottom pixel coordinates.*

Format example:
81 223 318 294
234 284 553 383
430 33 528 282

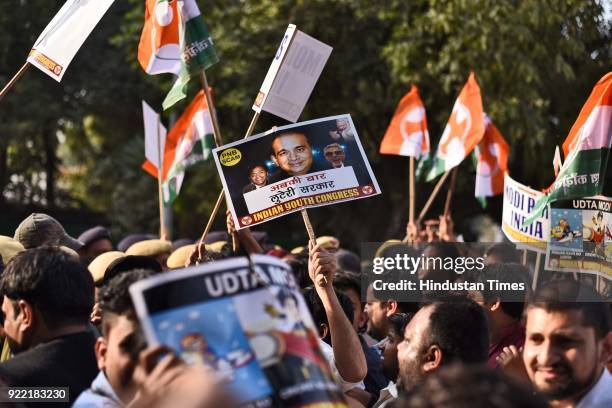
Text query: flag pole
0 62 30 102
532 252 542 291
522 249 528 266
417 170 451 222
156 116 167 240
409 157 415 224
443 167 458 217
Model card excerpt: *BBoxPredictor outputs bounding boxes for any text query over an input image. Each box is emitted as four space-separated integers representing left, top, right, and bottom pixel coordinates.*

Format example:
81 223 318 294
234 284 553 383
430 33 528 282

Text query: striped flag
137 0 219 109
426 72 485 181
380 85 430 158
473 114 509 200
524 72 611 227
143 90 215 203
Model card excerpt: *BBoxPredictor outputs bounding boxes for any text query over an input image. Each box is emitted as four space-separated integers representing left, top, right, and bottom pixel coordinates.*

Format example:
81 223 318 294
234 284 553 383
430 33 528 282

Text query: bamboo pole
0 62 29 102
532 252 542 291
156 116 167 240
409 156 415 224
417 170 451 222
443 167 458 216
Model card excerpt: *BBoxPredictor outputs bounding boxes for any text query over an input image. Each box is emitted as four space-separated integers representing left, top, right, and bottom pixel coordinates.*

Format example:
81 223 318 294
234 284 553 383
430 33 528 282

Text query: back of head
528 280 610 339
423 294 489 365
393 364 547 408
484 242 521 264
14 213 83 250
98 269 155 338
303 287 354 344
1 246 94 328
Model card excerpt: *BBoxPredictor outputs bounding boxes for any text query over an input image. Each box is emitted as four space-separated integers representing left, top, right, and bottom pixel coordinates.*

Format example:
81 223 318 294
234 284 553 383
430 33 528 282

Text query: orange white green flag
524 72 612 227
425 72 485 182
142 90 214 204
137 0 219 110
473 114 509 199
379 85 430 158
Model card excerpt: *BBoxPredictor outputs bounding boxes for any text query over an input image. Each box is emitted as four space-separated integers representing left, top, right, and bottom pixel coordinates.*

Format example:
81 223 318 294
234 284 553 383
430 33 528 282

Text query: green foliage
0 0 609 244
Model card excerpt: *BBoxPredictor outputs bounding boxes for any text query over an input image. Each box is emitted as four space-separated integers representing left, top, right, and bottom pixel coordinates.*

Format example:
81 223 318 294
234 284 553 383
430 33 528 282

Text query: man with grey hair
323 143 346 168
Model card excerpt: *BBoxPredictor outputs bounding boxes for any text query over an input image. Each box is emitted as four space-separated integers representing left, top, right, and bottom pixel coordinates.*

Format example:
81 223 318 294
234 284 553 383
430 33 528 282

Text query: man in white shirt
523 281 612 408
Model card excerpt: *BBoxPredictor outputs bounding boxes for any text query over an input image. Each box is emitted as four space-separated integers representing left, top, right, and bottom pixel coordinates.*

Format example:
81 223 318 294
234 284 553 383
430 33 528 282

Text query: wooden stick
156 116 167 240
443 167 458 216
198 191 225 248
301 209 316 243
0 62 29 102
199 112 261 245
532 252 542 291
417 171 450 222
409 156 415 224
522 249 528 266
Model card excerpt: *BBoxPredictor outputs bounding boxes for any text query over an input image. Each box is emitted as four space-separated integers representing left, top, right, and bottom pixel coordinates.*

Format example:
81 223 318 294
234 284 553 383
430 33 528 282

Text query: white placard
252 25 332 122
142 101 167 169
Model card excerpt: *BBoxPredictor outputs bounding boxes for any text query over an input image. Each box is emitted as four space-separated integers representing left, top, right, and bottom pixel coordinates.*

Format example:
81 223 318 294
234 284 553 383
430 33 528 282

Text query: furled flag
27 0 115 81
523 72 611 227
426 72 485 182
553 145 562 177
143 90 215 203
473 114 509 206
138 0 219 110
380 85 430 158
142 101 167 172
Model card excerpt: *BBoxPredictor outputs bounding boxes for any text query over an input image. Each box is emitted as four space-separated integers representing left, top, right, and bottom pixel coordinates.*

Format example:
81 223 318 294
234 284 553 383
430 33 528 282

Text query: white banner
27 0 115 81
252 25 332 122
502 173 550 253
142 101 167 169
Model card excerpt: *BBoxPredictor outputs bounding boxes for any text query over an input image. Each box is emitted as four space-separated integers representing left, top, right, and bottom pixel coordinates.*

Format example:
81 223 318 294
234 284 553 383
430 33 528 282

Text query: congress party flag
473 114 509 198
524 72 611 227
138 0 219 110
426 72 485 182
27 0 115 81
143 90 215 203
380 85 430 158
142 101 167 170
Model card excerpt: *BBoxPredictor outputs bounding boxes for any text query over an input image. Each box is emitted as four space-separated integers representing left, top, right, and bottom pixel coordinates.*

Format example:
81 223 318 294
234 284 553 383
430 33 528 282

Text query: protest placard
502 173 550 253
545 196 611 279
130 255 346 407
212 114 381 229
252 24 333 123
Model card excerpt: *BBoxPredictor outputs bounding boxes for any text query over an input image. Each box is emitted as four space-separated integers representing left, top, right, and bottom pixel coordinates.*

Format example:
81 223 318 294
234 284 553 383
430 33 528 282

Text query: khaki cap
316 236 340 250
126 239 172 257
14 213 83 250
88 251 125 285
0 236 25 264
167 244 195 269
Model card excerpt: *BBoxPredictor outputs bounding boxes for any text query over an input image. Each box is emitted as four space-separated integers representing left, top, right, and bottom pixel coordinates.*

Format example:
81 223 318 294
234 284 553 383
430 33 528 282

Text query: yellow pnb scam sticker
220 148 242 166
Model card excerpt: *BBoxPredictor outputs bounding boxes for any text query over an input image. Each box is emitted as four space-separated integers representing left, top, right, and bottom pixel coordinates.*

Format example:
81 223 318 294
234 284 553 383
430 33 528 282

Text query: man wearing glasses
324 143 346 169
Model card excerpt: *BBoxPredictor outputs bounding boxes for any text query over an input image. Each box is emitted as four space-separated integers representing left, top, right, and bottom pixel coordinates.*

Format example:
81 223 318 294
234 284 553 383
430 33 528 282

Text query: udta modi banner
502 173 550 252
213 114 381 229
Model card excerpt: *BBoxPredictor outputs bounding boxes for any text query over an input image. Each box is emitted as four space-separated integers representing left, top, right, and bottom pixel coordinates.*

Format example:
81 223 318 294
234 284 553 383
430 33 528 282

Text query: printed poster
213 114 381 229
130 255 346 407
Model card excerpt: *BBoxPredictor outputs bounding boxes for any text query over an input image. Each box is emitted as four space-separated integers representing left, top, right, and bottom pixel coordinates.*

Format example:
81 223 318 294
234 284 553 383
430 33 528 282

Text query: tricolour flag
524 72 611 227
27 0 115 81
380 85 430 158
143 90 215 203
473 114 509 198
137 0 219 110
426 72 485 182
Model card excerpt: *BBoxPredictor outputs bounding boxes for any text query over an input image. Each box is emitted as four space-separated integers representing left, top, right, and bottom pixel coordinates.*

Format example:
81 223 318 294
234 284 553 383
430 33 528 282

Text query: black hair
389 312 412 339
333 271 361 303
421 294 489 365
393 364 547 408
302 286 354 345
0 247 94 328
286 253 311 289
480 263 528 320
98 269 155 337
248 164 267 175
484 242 521 264
528 280 611 339
269 131 311 158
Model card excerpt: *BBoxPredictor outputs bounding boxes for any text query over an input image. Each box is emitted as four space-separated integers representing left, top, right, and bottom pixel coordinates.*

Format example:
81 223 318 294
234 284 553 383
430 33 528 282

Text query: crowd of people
0 211 609 407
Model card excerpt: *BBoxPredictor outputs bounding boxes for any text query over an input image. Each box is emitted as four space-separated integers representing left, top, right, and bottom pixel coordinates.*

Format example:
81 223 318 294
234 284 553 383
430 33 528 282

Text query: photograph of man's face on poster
213 115 381 229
